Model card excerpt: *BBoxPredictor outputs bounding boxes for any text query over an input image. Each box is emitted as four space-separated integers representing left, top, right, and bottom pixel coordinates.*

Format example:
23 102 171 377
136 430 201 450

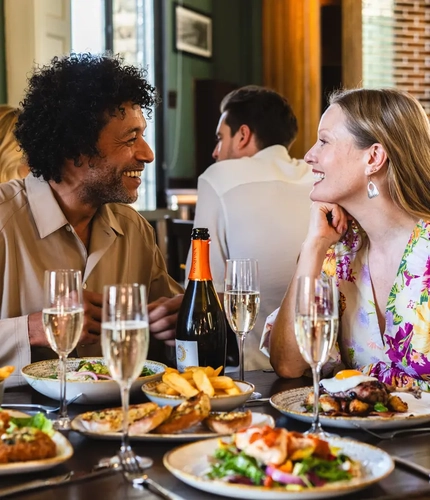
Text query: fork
2 392 83 414
118 449 184 500
353 424 430 440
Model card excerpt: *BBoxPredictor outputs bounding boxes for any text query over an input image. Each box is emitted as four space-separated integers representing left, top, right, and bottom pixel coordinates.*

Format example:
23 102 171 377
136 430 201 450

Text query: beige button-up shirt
0 174 183 386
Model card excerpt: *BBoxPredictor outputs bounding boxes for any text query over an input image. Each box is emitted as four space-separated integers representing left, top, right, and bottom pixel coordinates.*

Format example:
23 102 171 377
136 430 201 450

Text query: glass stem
58 354 67 420
312 364 322 431
238 334 245 381
120 385 130 453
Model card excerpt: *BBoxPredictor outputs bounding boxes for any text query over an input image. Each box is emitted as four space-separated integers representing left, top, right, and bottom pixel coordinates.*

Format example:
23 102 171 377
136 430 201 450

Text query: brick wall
362 0 430 115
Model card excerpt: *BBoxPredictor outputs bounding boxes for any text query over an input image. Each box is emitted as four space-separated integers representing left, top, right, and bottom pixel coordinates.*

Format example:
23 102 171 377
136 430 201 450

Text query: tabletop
1 370 430 500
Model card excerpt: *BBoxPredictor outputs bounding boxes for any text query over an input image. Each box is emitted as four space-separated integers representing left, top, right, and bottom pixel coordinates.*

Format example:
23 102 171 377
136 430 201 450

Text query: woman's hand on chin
305 201 350 248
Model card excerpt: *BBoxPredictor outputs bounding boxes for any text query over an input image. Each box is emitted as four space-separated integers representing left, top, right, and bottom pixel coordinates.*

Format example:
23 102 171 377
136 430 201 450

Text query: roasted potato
388 395 408 413
348 399 370 415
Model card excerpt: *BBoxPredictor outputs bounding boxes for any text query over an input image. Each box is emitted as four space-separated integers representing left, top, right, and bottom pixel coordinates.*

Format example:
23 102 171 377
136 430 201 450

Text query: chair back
164 217 194 285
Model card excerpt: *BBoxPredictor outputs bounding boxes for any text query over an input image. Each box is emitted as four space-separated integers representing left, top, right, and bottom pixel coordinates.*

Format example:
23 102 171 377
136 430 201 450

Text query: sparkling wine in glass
43 269 84 430
101 283 152 467
294 275 339 437
224 259 260 383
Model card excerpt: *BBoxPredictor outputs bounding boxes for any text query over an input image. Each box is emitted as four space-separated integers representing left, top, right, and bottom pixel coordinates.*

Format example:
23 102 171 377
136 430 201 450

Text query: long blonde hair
0 105 28 182
329 88 430 221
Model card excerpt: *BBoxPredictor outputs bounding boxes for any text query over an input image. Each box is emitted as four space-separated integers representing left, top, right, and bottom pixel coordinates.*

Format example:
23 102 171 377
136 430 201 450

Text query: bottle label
188 240 212 281
175 340 199 372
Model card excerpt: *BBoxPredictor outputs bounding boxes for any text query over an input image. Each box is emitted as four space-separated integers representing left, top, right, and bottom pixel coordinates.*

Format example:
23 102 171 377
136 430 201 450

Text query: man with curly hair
0 53 183 386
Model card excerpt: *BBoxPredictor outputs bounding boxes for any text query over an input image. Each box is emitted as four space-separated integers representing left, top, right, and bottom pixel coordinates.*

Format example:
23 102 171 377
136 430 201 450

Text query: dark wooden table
1 370 430 499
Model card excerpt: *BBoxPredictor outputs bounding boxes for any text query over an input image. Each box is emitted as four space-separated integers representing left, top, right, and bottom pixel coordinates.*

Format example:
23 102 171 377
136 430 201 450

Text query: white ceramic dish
141 379 254 411
22 358 166 405
163 436 394 499
71 411 274 442
270 386 430 430
0 410 73 475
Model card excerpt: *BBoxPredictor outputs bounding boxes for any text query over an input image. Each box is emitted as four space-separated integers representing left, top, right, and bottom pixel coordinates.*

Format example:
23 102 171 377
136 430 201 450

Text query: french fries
0 365 14 381
154 366 242 398
162 372 198 398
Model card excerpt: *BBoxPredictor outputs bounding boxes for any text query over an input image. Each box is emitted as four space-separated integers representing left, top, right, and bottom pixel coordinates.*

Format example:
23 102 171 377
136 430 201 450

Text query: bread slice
129 405 173 435
204 410 252 434
79 402 158 433
153 392 211 434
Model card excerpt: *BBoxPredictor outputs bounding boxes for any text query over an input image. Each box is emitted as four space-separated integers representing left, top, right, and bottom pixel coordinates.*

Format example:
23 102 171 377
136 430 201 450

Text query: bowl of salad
21 357 166 405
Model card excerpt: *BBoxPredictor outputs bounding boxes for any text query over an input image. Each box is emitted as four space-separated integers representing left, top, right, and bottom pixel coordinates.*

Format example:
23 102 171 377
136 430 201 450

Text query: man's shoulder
198 147 312 196
0 180 28 224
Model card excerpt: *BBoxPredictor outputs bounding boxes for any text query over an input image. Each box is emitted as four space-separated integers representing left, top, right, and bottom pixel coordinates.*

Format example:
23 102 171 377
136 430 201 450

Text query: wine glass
294 275 339 437
101 283 152 468
43 269 84 430
224 259 260 384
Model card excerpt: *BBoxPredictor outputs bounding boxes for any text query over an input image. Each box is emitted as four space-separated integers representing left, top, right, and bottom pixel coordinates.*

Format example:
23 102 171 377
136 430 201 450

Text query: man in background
187 85 314 371
0 53 183 386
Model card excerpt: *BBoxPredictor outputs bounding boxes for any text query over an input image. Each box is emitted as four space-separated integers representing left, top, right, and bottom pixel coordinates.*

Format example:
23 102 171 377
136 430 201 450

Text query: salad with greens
5 412 54 437
0 408 55 439
206 426 361 490
48 360 156 381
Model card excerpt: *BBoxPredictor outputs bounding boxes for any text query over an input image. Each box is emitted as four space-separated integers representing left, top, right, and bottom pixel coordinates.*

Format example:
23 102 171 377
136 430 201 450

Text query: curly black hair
15 52 159 182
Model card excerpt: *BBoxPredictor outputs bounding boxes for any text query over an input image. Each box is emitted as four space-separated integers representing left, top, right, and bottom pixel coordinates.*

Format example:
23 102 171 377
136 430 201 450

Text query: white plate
21 358 166 405
71 412 274 442
0 410 73 475
270 387 430 430
142 379 254 411
163 436 394 499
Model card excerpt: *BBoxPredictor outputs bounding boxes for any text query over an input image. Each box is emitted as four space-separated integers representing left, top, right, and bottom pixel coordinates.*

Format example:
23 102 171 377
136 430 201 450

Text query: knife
392 455 430 480
0 471 74 497
0 466 117 497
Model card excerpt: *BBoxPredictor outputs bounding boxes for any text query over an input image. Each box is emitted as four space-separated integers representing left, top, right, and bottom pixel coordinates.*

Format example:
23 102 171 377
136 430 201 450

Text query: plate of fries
141 366 255 411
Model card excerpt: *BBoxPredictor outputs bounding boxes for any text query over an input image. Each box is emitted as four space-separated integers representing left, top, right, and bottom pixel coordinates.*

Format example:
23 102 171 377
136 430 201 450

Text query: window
71 0 157 210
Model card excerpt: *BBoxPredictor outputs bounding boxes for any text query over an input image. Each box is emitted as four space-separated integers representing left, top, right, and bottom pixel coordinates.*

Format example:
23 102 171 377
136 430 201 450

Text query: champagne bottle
175 228 227 373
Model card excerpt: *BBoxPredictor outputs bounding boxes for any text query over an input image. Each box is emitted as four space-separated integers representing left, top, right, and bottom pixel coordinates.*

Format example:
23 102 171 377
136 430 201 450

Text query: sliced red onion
307 471 326 487
74 371 98 380
226 475 254 485
96 374 113 380
265 466 305 486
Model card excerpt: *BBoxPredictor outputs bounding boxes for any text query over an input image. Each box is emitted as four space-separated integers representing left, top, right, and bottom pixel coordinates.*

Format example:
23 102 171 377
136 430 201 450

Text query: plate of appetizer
0 410 73 475
22 357 166 404
270 370 430 429
71 392 275 441
163 425 394 499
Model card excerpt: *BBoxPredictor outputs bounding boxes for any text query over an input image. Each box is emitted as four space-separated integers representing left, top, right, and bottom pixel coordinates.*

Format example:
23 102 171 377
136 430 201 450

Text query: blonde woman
266 88 430 390
0 105 28 182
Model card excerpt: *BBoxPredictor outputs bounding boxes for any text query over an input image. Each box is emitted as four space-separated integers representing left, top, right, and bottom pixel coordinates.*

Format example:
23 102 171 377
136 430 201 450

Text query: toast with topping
204 410 252 434
153 392 211 434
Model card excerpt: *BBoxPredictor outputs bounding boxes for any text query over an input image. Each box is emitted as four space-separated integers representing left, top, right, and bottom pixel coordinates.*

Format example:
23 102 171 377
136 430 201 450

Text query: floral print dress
322 219 430 390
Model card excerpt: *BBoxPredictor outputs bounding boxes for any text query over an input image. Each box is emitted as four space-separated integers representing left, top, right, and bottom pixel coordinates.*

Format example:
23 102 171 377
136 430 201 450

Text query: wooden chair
164 217 194 285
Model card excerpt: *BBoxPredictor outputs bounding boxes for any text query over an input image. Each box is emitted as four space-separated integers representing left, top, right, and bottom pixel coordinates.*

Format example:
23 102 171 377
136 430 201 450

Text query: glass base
53 417 72 431
304 424 338 439
97 454 153 471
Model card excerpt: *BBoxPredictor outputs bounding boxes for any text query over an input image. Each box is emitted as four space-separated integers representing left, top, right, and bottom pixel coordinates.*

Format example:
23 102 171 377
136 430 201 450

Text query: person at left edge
0 52 183 387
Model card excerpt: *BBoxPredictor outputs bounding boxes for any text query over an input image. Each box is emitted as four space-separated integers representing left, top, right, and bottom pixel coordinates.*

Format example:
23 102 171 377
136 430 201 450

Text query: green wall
0 0 6 103
164 0 262 180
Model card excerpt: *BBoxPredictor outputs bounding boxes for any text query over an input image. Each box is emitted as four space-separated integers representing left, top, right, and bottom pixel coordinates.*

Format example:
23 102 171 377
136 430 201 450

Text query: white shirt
186 145 314 370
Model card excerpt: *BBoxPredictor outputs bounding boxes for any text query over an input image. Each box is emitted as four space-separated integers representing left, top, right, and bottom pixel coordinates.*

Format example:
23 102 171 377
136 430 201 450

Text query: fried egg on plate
320 369 378 393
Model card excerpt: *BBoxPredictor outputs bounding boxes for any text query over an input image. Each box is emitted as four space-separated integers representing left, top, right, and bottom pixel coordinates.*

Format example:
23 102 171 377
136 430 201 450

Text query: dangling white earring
367 176 379 199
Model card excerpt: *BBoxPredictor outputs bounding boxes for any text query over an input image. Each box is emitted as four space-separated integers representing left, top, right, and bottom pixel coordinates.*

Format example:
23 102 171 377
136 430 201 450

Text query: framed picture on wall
174 4 212 59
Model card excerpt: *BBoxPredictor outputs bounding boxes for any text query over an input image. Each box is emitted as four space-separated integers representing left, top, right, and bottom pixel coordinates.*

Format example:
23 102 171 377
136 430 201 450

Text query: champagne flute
101 283 152 468
224 259 260 383
43 269 84 430
294 276 339 437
